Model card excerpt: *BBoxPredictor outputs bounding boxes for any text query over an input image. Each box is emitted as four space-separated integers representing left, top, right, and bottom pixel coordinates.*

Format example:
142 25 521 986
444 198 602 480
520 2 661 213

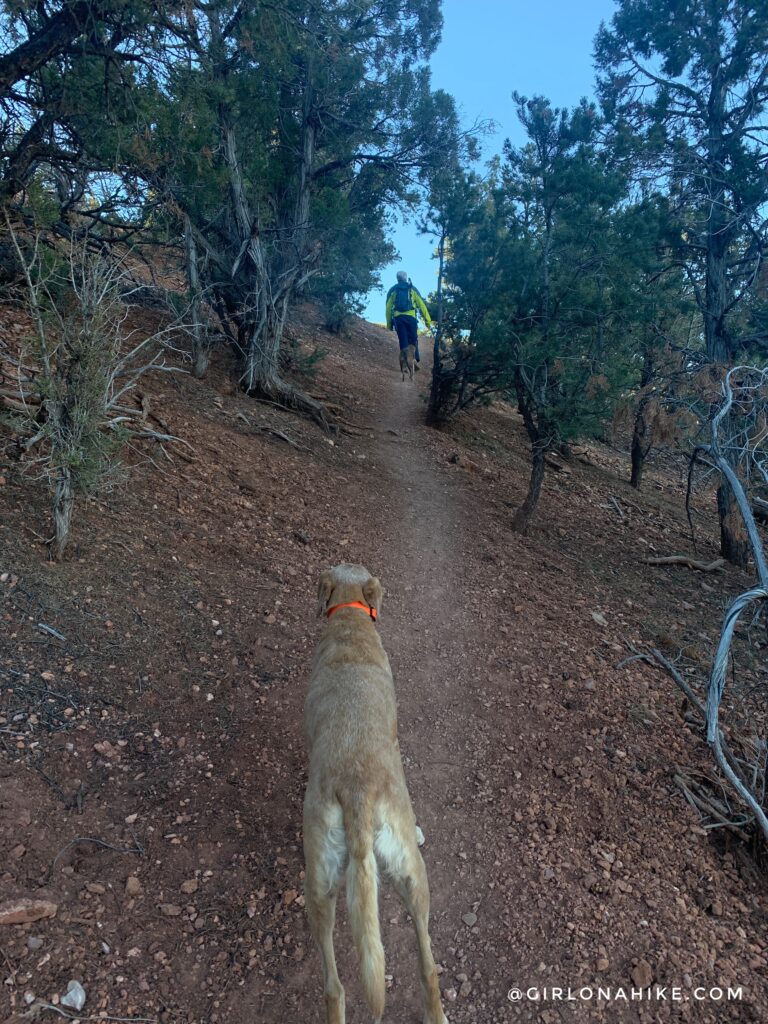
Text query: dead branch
648 648 706 718
234 411 310 451
673 772 752 841
643 555 726 572
753 496 768 523
126 430 195 450
49 834 144 880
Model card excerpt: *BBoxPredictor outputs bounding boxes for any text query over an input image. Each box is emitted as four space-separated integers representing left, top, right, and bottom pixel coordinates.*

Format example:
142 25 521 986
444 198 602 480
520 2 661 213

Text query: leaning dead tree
700 368 768 842
652 367 768 846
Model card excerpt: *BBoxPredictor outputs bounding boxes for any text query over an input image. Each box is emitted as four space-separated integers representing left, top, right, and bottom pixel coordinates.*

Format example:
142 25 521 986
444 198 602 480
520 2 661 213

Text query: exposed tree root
244 375 333 433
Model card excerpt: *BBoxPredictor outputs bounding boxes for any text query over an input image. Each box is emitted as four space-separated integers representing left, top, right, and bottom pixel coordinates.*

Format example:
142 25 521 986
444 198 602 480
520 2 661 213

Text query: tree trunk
512 440 546 535
630 411 647 489
242 300 285 396
630 348 656 489
220 107 326 426
53 465 74 560
512 366 548 533
717 479 749 569
184 216 208 379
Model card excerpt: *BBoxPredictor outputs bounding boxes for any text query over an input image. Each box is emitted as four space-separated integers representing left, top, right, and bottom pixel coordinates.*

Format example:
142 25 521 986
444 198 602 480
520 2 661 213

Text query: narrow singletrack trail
315 348 528 1024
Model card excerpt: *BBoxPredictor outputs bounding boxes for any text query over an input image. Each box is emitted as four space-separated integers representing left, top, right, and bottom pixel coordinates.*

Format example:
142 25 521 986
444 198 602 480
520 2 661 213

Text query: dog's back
399 343 416 381
304 565 447 1024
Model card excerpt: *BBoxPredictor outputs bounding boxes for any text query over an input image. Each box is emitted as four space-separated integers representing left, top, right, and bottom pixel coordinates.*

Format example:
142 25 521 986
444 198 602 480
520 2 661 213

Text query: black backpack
393 281 413 314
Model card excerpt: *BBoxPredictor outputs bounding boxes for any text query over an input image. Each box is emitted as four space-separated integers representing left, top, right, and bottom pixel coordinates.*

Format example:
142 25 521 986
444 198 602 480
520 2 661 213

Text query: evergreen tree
596 0 768 563
0 0 156 214
438 96 633 531
129 0 458 422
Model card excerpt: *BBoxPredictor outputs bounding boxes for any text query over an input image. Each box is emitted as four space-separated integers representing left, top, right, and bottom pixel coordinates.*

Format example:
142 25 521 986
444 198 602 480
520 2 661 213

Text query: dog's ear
362 576 383 616
316 569 334 618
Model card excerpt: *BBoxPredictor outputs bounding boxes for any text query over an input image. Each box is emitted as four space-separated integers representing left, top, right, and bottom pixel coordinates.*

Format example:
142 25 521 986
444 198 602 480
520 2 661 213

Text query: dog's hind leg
304 819 347 1024
376 824 447 1024
392 853 447 1024
305 864 345 1024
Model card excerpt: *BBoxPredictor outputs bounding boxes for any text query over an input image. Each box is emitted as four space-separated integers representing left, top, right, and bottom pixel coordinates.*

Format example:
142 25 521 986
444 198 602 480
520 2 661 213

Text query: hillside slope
1 305 767 1023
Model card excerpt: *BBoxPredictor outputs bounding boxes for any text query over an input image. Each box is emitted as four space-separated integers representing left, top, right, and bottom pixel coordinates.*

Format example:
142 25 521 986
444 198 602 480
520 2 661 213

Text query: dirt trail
333 357 523 1023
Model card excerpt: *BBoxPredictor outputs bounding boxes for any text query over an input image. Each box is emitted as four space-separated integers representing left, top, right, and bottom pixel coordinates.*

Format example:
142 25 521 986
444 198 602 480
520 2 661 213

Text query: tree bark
717 481 749 568
53 465 74 560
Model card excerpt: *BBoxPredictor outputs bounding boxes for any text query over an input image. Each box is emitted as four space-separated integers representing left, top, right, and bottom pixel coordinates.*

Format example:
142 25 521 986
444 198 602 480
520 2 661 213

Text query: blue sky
362 0 619 322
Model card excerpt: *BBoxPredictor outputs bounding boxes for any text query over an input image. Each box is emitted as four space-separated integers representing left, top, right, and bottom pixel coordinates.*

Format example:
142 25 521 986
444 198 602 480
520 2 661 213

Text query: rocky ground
1 304 767 1023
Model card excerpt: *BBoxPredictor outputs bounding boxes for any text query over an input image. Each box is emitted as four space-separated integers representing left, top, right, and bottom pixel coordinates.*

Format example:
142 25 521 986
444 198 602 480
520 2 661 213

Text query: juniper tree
596 0 768 563
133 0 460 422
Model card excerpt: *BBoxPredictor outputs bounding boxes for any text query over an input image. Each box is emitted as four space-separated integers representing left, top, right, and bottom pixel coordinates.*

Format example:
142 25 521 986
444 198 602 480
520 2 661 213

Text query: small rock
86 883 106 895
10 844 26 860
461 912 477 927
160 903 182 916
61 980 86 1011
26 937 44 951
631 959 653 989
125 876 143 897
596 958 609 971
180 879 199 895
0 898 57 925
443 987 458 1002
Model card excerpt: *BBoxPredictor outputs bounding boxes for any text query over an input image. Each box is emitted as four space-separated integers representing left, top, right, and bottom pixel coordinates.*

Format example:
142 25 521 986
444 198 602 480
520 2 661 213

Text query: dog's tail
343 794 385 1019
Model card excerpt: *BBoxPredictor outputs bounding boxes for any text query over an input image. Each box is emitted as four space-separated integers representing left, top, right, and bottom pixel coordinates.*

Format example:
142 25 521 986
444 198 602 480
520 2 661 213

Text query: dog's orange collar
326 601 378 622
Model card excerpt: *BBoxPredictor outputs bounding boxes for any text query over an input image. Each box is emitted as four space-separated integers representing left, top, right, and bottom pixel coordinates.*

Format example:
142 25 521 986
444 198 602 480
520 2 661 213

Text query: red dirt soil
1 304 768 1024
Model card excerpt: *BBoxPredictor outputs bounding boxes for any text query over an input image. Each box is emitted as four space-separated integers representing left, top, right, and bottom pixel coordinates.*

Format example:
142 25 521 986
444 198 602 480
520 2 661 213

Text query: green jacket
385 282 432 330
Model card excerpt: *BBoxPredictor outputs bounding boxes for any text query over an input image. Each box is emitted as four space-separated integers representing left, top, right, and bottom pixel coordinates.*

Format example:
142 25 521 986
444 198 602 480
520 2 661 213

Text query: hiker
385 270 432 370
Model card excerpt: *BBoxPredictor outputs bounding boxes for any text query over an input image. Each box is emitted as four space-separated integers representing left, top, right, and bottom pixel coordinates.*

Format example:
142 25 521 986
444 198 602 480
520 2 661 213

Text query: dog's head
316 563 383 619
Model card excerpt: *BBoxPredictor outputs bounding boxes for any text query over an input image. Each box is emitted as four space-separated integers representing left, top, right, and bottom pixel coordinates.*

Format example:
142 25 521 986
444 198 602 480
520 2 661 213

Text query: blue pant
394 315 419 360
